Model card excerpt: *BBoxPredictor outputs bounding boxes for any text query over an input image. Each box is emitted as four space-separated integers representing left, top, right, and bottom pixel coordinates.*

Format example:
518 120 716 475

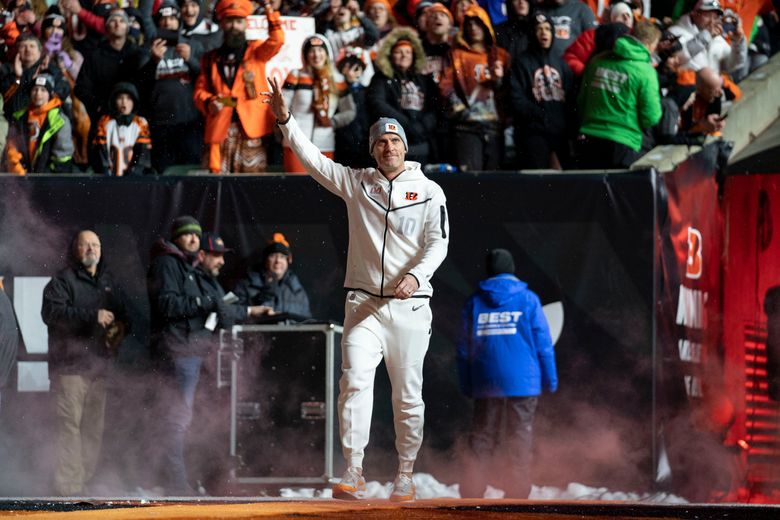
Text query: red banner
723 173 780 496
657 145 726 500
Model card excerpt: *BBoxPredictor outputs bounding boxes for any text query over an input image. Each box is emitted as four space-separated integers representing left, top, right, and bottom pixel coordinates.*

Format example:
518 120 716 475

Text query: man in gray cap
263 78 449 502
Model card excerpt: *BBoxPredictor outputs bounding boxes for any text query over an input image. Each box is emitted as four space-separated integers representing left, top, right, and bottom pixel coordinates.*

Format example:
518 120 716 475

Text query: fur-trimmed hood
454 4 496 50
374 26 426 77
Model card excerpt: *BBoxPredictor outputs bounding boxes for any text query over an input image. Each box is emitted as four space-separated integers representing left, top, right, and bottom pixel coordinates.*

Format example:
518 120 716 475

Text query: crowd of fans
0 0 776 174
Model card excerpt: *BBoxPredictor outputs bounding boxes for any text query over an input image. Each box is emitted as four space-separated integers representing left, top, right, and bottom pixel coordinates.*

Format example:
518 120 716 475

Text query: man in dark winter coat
368 27 439 165
197 232 272 324
147 215 215 495
0 279 19 415
457 248 557 499
74 8 148 130
179 0 223 53
495 0 532 62
41 230 130 496
509 12 574 169
234 233 312 319
138 0 204 173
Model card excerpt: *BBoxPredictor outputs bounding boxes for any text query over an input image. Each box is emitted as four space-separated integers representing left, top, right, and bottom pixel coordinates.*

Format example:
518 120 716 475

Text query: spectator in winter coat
577 21 662 168
41 8 84 85
439 4 509 170
368 27 439 165
40 7 91 167
509 12 574 169
281 34 355 173
42 230 130 496
179 0 223 53
147 216 212 495
0 33 71 122
323 0 380 55
335 47 373 167
564 1 634 77
4 74 73 174
198 232 274 322
457 248 557 499
139 0 204 173
495 0 532 62
668 0 748 77
234 233 312 319
539 0 597 59
91 82 152 175
74 9 148 132
193 0 284 173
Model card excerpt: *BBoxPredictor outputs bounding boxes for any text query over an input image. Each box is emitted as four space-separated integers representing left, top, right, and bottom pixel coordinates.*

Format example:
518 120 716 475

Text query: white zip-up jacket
279 114 449 298
668 14 747 75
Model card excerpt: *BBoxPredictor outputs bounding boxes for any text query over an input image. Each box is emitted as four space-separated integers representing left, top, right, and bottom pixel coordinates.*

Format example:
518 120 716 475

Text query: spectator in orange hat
420 2 454 84
439 4 509 170
365 0 398 38
193 0 284 173
368 27 439 165
233 232 312 319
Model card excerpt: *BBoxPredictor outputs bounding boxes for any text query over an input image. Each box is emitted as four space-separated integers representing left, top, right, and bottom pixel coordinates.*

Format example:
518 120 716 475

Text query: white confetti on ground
279 473 688 503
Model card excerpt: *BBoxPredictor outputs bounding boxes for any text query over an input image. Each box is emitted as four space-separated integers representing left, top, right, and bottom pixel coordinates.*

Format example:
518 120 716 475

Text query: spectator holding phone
668 0 747 78
138 0 204 173
679 66 741 138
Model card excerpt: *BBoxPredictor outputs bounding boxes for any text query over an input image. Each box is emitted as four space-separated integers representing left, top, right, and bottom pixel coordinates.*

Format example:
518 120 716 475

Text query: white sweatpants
338 290 433 474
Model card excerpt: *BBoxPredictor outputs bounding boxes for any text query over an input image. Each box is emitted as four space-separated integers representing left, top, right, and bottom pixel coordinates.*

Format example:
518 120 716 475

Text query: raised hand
262 75 289 122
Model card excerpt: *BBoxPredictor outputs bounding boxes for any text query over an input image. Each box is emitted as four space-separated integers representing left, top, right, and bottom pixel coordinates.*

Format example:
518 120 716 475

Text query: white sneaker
389 472 416 502
332 467 366 500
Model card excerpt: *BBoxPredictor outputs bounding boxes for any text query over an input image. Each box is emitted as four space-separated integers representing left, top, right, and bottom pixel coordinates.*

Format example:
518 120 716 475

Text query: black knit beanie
486 248 515 276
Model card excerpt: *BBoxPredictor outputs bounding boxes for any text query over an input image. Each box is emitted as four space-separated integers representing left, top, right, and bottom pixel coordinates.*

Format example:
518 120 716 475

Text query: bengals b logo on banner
686 227 702 279
405 192 418 201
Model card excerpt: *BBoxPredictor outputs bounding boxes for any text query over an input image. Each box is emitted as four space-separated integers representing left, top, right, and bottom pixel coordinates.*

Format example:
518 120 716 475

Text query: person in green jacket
577 21 662 169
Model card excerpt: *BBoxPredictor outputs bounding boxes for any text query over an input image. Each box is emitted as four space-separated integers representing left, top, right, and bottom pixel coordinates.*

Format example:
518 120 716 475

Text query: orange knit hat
216 0 253 19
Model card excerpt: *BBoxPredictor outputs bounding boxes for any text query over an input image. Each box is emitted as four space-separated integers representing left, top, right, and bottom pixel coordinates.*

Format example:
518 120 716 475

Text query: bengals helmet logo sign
385 123 398 133
405 192 418 201
686 227 702 279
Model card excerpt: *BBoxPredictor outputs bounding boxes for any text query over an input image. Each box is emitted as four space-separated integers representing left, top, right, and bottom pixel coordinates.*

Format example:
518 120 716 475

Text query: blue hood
478 274 527 308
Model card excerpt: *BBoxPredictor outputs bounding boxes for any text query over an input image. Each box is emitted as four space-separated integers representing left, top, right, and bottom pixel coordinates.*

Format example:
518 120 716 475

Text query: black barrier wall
0 171 659 495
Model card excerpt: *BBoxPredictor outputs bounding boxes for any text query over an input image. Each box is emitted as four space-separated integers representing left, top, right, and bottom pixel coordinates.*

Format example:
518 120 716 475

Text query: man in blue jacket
457 248 558 499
